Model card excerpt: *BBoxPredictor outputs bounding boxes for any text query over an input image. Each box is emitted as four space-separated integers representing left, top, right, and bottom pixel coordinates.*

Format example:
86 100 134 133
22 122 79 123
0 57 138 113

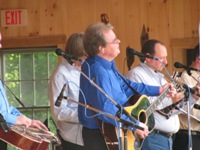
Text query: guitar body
0 125 49 150
102 95 155 150
124 94 155 150
102 87 170 150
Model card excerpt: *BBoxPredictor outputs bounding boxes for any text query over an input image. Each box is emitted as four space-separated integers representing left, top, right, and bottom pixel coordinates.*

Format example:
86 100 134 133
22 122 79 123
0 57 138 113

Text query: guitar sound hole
128 94 141 105
138 111 146 123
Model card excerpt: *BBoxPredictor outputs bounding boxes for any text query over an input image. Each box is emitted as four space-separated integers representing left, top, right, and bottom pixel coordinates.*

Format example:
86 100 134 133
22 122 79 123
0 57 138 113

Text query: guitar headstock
100 13 110 25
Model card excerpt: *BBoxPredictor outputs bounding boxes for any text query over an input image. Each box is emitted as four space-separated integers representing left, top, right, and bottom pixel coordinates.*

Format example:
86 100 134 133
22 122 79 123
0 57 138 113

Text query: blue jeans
142 131 173 150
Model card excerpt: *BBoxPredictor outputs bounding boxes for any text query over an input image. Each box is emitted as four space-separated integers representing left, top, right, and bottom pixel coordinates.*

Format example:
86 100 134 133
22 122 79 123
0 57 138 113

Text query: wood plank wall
0 0 199 76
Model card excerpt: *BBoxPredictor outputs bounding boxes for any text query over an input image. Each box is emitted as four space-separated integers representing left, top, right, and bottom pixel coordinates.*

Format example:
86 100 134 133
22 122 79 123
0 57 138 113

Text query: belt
152 129 173 138
178 129 200 136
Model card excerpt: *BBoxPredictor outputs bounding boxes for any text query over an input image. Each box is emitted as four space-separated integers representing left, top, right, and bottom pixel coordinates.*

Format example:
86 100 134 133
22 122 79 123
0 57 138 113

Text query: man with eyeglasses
78 24 177 150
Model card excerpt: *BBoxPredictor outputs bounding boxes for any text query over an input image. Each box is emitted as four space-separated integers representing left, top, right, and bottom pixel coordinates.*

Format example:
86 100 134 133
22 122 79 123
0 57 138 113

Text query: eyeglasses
106 38 120 44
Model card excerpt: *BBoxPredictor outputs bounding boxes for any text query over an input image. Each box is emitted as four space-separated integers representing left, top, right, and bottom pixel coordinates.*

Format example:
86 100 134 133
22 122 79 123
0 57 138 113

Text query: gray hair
83 22 113 57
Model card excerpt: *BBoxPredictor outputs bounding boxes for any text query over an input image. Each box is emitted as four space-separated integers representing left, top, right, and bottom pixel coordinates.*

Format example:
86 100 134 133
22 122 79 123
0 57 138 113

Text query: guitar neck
146 86 170 117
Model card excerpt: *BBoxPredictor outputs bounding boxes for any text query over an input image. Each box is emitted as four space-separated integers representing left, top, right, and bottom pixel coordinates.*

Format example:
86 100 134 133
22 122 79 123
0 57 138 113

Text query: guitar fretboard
146 87 170 117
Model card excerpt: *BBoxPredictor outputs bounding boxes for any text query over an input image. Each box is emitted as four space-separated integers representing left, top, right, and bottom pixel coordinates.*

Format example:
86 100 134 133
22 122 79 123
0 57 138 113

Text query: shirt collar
94 55 114 70
141 62 164 77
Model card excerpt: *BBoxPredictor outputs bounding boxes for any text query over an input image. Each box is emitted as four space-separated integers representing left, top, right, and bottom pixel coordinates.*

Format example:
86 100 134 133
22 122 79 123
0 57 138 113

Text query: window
0 47 57 107
0 47 58 150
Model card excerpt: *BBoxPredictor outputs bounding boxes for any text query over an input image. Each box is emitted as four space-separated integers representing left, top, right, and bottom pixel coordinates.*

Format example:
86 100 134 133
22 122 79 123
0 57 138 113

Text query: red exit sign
1 9 27 26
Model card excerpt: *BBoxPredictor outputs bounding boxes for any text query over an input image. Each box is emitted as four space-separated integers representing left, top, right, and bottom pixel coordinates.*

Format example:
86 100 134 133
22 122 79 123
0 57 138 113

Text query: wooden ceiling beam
1 35 66 48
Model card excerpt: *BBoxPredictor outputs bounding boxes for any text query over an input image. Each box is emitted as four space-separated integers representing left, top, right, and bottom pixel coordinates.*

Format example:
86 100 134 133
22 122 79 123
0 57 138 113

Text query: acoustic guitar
103 86 170 150
0 125 52 150
125 86 170 150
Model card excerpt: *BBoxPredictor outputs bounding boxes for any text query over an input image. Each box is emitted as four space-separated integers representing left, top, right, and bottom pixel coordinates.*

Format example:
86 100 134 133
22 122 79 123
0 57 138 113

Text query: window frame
0 47 58 107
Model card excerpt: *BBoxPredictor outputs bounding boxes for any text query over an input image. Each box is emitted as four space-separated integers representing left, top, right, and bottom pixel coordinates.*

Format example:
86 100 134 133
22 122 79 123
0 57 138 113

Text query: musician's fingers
171 92 184 103
37 121 49 131
135 122 149 139
160 83 176 96
31 120 49 131
30 121 40 129
16 115 32 127
166 86 177 98
24 119 32 128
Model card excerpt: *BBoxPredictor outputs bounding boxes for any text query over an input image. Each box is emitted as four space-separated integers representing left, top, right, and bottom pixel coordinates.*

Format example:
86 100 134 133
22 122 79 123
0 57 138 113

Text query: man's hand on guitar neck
172 92 184 104
159 83 177 98
135 122 149 139
16 115 49 131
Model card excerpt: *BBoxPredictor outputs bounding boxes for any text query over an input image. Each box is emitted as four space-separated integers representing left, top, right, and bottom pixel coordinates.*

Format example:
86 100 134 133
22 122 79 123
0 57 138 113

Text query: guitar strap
117 73 142 105
117 73 140 95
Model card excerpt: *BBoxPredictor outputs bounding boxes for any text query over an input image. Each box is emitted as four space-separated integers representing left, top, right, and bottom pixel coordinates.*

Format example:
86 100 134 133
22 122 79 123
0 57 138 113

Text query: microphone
182 84 200 97
174 62 200 72
55 48 83 62
194 104 200 110
126 47 158 60
0 114 9 133
126 47 135 70
55 83 67 107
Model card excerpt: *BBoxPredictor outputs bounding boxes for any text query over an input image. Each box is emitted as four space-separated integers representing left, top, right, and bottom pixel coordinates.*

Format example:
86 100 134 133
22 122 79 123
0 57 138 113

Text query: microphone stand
183 85 192 150
162 61 193 150
62 96 135 126
63 95 138 150
175 107 200 122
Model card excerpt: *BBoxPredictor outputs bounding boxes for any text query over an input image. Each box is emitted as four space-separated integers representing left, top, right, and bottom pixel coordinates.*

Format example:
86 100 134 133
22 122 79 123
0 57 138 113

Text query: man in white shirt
49 32 87 150
126 39 184 150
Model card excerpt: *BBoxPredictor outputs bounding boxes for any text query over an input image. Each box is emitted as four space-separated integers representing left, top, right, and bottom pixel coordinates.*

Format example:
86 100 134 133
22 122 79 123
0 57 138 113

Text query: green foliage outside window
0 47 59 150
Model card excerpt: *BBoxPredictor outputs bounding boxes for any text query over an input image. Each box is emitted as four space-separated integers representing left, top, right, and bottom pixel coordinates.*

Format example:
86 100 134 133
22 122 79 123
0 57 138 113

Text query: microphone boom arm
63 96 143 130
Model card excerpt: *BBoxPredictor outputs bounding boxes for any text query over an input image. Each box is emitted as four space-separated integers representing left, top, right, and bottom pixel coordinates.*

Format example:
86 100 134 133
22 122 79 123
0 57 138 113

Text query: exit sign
1 9 27 26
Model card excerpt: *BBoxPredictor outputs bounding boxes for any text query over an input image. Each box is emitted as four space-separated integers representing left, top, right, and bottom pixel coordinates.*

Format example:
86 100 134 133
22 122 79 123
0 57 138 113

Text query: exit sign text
1 9 27 27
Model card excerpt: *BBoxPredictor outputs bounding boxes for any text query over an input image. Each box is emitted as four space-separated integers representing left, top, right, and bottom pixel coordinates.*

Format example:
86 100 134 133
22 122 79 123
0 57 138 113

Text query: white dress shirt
48 58 83 146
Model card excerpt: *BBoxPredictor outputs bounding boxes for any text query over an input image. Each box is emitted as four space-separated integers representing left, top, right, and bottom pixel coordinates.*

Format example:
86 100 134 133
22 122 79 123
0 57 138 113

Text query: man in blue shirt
78 22 176 150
